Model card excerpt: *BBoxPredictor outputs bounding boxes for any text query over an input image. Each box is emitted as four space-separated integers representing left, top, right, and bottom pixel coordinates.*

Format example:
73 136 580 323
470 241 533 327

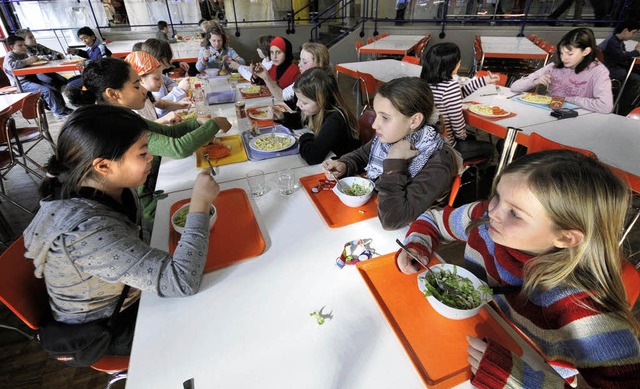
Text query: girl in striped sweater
420 43 496 160
397 150 640 388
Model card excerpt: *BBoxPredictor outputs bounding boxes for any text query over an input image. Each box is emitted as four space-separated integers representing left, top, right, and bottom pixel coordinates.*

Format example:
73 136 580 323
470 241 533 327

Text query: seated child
15 28 67 92
511 27 613 113
397 150 640 387
66 26 112 90
156 20 179 43
228 35 273 82
259 36 300 90
196 27 244 74
323 77 457 230
3 35 71 119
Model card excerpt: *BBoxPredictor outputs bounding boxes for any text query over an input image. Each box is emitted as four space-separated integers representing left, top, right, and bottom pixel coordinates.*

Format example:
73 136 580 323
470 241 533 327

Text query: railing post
163 0 176 37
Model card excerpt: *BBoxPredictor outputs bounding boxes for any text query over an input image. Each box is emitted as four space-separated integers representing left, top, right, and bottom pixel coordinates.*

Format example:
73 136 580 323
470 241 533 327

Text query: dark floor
1 73 639 388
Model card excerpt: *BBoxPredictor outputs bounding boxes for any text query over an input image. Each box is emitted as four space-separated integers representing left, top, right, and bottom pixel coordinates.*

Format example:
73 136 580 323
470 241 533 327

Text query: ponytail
65 85 98 107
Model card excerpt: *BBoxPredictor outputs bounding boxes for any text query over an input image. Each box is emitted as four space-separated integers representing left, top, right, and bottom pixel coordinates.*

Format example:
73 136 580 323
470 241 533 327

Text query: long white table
479 36 549 69
335 59 422 83
358 35 425 61
107 38 202 62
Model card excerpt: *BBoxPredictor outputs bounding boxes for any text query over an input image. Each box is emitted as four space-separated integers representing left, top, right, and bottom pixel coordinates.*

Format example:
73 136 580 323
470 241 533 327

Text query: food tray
356 253 523 388
168 189 266 273
300 173 378 228
246 104 289 127
195 134 247 167
513 96 579 111
239 85 271 99
241 125 299 161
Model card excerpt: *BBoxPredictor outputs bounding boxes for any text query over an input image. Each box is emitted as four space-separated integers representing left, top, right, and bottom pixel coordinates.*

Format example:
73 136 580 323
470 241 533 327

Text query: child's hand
26 56 39 64
322 160 347 180
396 246 429 274
175 99 191 110
272 106 285 121
485 74 500 84
161 111 182 125
466 336 488 375
76 60 85 70
534 73 552 87
178 62 190 72
202 49 211 60
212 116 232 132
178 77 191 92
66 47 77 55
190 170 220 213
253 64 268 80
388 140 419 160
227 60 240 70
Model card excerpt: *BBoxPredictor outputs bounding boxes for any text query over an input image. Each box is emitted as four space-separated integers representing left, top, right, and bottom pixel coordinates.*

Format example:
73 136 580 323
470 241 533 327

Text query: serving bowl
171 203 217 235
332 176 375 208
417 264 489 320
204 68 220 77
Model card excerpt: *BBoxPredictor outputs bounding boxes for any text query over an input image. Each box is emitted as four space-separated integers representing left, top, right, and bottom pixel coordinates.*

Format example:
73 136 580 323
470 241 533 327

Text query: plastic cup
277 169 296 196
549 96 565 110
246 170 266 198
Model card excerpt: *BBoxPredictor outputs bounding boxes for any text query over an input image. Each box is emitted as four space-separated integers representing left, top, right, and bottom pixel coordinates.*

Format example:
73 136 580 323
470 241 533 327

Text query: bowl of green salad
417 264 492 320
332 176 375 208
171 203 217 235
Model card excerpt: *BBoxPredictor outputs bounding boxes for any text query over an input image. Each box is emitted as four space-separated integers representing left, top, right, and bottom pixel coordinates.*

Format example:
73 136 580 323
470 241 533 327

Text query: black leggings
105 300 139 356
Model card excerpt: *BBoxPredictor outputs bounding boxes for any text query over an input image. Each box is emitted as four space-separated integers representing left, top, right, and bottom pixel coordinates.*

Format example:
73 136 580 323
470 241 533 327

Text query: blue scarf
365 125 444 180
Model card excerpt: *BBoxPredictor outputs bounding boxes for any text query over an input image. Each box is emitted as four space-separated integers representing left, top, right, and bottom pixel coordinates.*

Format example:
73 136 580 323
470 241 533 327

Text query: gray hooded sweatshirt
23 189 209 324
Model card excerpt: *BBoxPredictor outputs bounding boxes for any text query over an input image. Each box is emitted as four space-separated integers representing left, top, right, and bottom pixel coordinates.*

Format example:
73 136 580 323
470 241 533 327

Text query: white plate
248 107 270 120
249 133 296 153
468 104 511 118
30 60 49 66
240 86 262 95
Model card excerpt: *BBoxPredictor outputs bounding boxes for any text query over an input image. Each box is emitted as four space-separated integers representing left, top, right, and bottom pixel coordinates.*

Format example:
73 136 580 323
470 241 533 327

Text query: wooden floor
1 79 640 388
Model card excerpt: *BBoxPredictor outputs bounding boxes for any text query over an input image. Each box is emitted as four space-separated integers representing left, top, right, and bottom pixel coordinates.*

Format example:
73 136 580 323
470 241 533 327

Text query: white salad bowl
171 203 217 235
332 176 375 208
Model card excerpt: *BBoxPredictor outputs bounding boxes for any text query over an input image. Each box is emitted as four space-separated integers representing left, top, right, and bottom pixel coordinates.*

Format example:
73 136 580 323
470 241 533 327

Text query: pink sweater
510 62 613 113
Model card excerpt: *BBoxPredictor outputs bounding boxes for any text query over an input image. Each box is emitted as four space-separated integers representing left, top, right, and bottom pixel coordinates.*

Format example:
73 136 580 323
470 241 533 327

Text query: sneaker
53 112 69 120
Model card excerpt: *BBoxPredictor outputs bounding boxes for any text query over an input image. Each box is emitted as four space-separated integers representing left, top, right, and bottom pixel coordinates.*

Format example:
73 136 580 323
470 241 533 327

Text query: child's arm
563 65 614 113
510 64 554 92
225 47 245 65
155 98 190 112
439 81 468 140
461 75 488 97
145 118 227 159
278 110 303 129
196 47 210 73
254 65 284 100
298 111 352 165
376 147 455 230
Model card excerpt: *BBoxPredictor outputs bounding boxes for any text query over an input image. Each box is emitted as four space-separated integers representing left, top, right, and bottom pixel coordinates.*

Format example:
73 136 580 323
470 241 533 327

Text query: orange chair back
19 91 42 121
626 107 640 120
475 70 508 87
355 40 363 51
366 37 374 44
622 259 640 306
448 175 462 207
0 236 50 330
375 34 381 41
402 55 420 65
380 32 389 38
356 71 378 106
545 45 556 54
357 107 376 145
526 133 596 157
528 34 537 42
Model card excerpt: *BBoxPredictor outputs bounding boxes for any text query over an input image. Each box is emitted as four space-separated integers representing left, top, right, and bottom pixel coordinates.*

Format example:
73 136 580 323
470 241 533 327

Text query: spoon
395 239 461 296
202 151 216 178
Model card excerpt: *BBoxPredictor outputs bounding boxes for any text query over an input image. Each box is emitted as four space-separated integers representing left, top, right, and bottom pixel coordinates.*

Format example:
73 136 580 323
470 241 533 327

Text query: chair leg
0 192 33 215
621 206 640 246
105 371 127 389
0 324 36 340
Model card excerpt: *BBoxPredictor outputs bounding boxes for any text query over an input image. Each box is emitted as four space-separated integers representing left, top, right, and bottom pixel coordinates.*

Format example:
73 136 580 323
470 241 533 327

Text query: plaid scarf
365 125 444 180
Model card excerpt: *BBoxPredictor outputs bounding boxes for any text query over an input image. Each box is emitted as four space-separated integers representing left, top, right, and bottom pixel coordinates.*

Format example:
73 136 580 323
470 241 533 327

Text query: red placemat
240 85 271 99
168 189 266 273
246 104 289 127
464 102 517 121
300 173 378 228
356 253 523 388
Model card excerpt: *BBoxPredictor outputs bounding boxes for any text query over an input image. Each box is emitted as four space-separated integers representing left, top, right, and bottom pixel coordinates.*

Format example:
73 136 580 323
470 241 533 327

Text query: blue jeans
36 72 67 92
19 78 66 115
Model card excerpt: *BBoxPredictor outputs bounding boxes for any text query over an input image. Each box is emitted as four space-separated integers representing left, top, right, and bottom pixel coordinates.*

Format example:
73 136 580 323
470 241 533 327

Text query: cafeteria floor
1 76 640 388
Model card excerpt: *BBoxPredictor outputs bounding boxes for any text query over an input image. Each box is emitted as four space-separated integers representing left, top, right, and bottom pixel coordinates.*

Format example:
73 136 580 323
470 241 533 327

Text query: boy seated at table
66 26 112 90
156 21 179 44
15 28 68 93
3 35 71 119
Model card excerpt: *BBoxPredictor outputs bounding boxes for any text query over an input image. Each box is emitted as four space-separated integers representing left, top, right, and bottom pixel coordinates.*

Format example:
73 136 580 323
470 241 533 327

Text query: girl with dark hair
323 77 457 230
511 27 613 113
66 57 231 218
228 35 273 81
420 42 496 160
261 36 300 89
23 105 219 357
196 27 245 73
277 68 360 165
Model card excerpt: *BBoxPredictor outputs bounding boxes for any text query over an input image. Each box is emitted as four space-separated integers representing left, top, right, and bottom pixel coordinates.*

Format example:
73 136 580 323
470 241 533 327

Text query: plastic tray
239 85 271 99
195 134 248 167
300 173 378 228
356 253 523 388
245 104 289 127
168 189 266 273
241 125 299 161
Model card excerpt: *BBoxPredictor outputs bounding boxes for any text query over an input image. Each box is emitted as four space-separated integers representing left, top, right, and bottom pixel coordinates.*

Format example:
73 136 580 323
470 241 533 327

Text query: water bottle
192 83 208 116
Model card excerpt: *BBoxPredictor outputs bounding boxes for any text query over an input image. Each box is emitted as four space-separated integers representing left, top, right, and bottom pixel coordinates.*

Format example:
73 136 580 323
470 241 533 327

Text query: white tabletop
359 35 425 56
0 92 30 113
480 36 548 58
335 59 422 82
107 39 201 61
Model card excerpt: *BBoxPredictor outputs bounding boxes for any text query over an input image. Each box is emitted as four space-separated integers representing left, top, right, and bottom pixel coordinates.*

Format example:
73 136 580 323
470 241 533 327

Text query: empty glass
277 169 296 196
246 170 266 198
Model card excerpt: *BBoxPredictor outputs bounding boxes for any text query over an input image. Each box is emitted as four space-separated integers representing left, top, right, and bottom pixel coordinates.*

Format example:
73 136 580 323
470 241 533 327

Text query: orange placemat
168 189 266 273
240 85 271 99
195 134 247 167
246 104 289 127
464 102 517 121
357 253 523 388
300 173 378 228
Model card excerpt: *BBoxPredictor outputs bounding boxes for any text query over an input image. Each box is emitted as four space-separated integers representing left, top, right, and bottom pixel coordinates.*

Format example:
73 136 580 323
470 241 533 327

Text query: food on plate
178 110 197 120
253 134 293 151
248 107 270 120
206 142 231 159
241 85 262 94
422 266 490 310
342 182 372 197
521 93 552 104
31 60 48 66
173 205 215 228
228 73 243 80
219 69 229 76
468 104 509 116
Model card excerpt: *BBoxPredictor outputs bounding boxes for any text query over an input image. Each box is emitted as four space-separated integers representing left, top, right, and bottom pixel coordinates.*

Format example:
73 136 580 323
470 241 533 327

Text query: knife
507 92 523 100
480 93 499 97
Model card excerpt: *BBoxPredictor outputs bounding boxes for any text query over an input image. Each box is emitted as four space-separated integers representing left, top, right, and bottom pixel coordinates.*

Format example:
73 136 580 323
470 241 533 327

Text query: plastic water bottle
192 83 208 116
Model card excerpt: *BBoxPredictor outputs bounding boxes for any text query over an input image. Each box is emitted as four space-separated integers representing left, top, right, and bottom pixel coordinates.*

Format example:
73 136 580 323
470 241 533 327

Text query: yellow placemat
196 134 248 167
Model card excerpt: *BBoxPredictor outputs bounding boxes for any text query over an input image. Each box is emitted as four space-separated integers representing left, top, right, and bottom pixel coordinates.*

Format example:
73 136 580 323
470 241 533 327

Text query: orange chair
0 57 18 95
622 259 640 306
356 70 378 108
375 34 381 41
401 55 420 65
475 70 508 87
366 37 374 44
626 107 640 120
534 37 544 46
0 236 130 388
355 40 363 53
357 107 376 145
528 34 537 42
13 91 55 170
380 32 389 38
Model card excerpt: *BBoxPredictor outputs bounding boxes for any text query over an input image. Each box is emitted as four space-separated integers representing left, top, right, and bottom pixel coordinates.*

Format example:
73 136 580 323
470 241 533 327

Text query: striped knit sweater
429 76 487 146
402 202 640 388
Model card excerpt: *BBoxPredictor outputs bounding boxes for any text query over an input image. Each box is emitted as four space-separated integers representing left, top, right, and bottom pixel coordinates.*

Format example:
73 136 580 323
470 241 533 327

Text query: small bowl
171 203 217 235
332 176 375 208
417 264 489 320
205 68 220 78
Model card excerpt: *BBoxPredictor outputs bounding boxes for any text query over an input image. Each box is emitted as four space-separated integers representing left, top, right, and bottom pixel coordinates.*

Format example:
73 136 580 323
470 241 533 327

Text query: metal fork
395 239 462 296
488 71 500 93
202 151 216 177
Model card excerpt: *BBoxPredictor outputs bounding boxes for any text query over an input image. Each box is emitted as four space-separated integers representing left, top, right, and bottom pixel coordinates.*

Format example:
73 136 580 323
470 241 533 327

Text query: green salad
173 206 214 228
343 182 371 196
423 266 491 310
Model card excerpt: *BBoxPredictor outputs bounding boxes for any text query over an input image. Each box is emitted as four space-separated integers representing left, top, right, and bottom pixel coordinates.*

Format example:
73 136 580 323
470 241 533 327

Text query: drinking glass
246 170 266 198
277 169 296 196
